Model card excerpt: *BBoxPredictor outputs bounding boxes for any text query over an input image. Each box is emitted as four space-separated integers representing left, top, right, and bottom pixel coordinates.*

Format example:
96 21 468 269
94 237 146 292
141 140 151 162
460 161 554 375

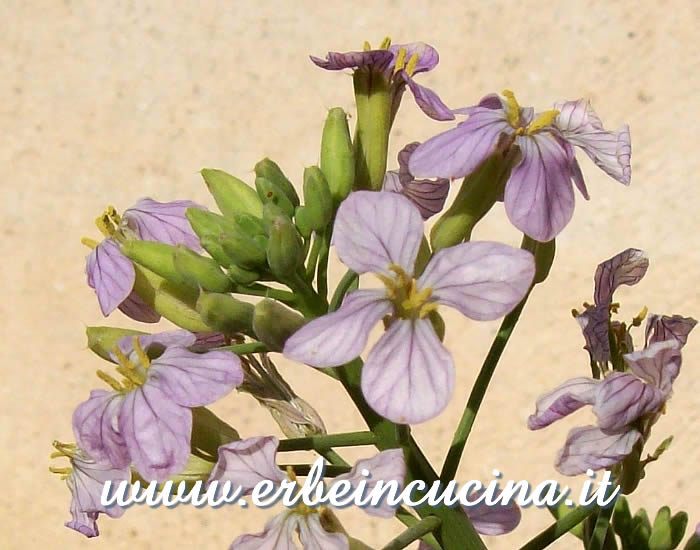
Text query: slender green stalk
519 506 599 550
216 341 268 355
395 508 443 550
231 282 296 304
329 269 358 312
305 233 323 281
381 516 442 550
316 230 330 300
280 464 350 477
277 431 377 452
587 505 614 550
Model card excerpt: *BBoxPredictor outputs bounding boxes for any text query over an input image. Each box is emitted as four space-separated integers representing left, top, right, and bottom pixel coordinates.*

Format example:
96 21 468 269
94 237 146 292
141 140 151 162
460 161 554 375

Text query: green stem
216 341 268 355
440 293 531 481
277 431 377 452
381 516 442 550
519 506 599 550
329 269 359 312
587 505 614 550
280 464 350 477
231 283 296 304
316 231 330 301
396 508 443 550
305 233 324 282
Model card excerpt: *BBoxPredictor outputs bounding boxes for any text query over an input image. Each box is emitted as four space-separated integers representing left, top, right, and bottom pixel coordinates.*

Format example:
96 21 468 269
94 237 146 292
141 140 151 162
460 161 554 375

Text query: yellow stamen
502 89 522 127
363 41 371 52
632 305 649 327
52 441 78 458
81 237 98 249
132 336 151 369
527 109 560 134
393 47 407 74
286 465 297 482
107 205 121 225
112 346 136 370
96 369 124 391
378 36 391 49
419 302 439 319
95 212 115 238
49 466 72 475
404 53 420 77
401 283 433 312
116 365 146 386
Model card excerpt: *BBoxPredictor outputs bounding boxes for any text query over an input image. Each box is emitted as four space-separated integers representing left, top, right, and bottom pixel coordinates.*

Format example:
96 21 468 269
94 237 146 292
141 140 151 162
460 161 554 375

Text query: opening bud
86 326 147 362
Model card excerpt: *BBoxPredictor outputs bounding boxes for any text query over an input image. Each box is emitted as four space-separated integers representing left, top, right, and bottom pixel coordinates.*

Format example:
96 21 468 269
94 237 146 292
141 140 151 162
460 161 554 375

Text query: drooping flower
83 198 206 322
382 142 450 219
284 191 535 424
50 441 130 538
72 329 243 482
409 91 631 241
208 436 406 550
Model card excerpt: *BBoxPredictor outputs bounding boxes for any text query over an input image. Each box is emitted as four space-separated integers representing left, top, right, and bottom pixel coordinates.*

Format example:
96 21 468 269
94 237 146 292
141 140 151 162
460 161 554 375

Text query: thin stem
518 505 599 550
216 341 268 355
277 431 377 452
329 269 358 312
305 232 323 281
231 283 296 304
395 508 443 550
441 293 530 481
280 464 350 477
587 505 614 550
381 516 442 550
316 230 330 300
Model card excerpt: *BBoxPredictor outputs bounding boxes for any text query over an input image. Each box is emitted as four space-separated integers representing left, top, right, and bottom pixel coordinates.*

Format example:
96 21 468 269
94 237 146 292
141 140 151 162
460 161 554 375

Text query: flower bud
186 207 238 240
201 168 263 218
294 205 314 239
266 216 304 279
86 326 146 362
253 298 306 351
231 212 267 238
121 240 193 288
648 506 687 550
320 107 354 203
225 263 261 285
196 291 255 336
173 245 233 293
199 234 234 268
302 166 333 231
191 406 240 460
520 235 556 285
255 176 296 218
262 201 292 231
219 232 268 269
254 158 300 207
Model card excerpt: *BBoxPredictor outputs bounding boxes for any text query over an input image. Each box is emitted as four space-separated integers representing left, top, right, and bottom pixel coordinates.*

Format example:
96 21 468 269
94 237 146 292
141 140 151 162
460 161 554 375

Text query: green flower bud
521 235 556 285
255 176 295 218
627 508 652 550
196 291 255 336
86 326 147 362
225 263 261 285
219 232 268 269
302 166 333 231
232 212 267 238
266 216 303 279
254 158 300 207
191 406 240 460
320 107 354 203
262 201 292 231
186 207 238 240
173 245 233 293
649 507 675 550
201 168 263 218
294 205 314 239
252 299 306 351
613 497 633 539
121 240 192 288
199 234 233 268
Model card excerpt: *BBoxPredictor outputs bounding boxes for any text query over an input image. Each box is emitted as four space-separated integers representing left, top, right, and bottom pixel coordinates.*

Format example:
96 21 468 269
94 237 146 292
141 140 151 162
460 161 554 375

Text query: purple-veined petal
149 347 243 407
298 514 349 550
72 390 129 469
401 73 454 121
117 291 161 323
623 340 683 396
208 436 285 493
69 451 130 519
283 289 391 368
418 241 535 321
333 191 424 276
555 426 641 476
361 318 454 424
122 198 205 251
310 49 393 72
333 449 406 518
115 329 197 358
451 93 506 115
528 377 599 430
645 314 697 348
118 383 192 482
389 42 439 74
409 107 512 179
570 156 590 200
464 488 522 536
593 372 665 433
191 331 229 351
86 239 135 316
505 133 576 242
230 512 299 550
65 485 100 538
593 248 649 305
576 304 611 362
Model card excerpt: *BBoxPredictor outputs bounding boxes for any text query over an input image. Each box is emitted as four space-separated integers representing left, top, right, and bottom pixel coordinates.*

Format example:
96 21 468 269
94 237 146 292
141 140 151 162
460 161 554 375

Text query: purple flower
409 92 631 241
284 191 534 424
72 330 243 482
382 142 450 219
84 199 205 322
311 40 454 122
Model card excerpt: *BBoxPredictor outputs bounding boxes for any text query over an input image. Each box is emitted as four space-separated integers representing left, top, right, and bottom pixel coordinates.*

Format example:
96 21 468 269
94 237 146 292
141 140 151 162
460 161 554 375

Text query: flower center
81 205 131 249
95 336 151 392
502 89 559 135
377 264 438 320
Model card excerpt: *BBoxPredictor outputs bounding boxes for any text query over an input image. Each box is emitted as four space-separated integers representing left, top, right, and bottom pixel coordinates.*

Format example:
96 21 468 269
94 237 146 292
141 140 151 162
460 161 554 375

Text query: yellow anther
393 47 407 74
379 36 391 49
502 89 522 127
106 205 121 225
405 53 420 77
112 346 136 370
49 466 72 475
388 264 411 284
402 284 433 311
95 213 115 239
52 441 77 458
632 306 649 327
286 465 297 482
81 237 98 249
610 302 620 314
527 109 560 134
96 369 124 391
132 336 151 369
116 365 146 386
363 41 372 52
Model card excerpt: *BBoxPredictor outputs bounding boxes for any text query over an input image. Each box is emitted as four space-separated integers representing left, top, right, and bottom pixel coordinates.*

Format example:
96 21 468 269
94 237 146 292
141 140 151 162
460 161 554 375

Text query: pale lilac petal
115 329 197 357
70 452 130 520
382 171 402 193
118 384 191 482
528 377 599 430
86 239 135 316
122 198 205 251
333 449 405 518
451 93 506 115
389 42 439 73
283 289 391 368
298 514 348 550
361 319 454 424
593 372 665 433
505 134 576 242
65 486 99 538
72 390 129 469
570 157 590 199
409 107 511 179
402 73 454 121
209 436 285 493
117 291 161 323
555 426 641 476
310 49 393 72
623 340 683 396
645 314 697 348
333 191 424 276
230 513 298 550
576 304 611 362
593 248 649 305
465 489 522 535
418 241 535 321
149 347 243 407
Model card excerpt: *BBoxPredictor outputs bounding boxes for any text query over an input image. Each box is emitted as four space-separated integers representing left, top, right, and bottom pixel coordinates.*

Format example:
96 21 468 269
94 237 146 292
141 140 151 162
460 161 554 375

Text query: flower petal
65 486 100 538
645 314 697 348
116 329 197 358
575 304 612 362
86 239 135 316
555 426 641 476
528 377 599 430
208 436 286 493
464 489 522 536
230 512 299 550
298 514 348 550
593 248 649 305
72 390 129 469
191 331 229 351
122 198 205 251
118 383 192 482
117 291 161 323
401 73 454 121
309 49 393 72
505 134 576 242
623 340 683 396
361 319 455 424
333 191 424 276
418 241 535 321
149 347 243 407
283 289 391 368
70 451 131 519
593 372 664 433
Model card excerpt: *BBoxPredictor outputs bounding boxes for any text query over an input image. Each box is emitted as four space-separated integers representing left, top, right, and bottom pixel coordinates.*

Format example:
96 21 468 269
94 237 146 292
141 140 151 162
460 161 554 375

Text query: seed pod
173 245 233 293
86 326 147 362
121 240 192 288
252 299 306 351
255 176 296 218
254 158 300 207
302 166 333 231
266 216 303 279
201 168 263 218
219 232 268 269
320 107 354 203
196 291 255 336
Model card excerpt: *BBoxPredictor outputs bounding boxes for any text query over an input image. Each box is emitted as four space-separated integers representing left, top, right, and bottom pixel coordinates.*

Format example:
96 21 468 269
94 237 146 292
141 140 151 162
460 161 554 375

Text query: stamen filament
96 369 124 391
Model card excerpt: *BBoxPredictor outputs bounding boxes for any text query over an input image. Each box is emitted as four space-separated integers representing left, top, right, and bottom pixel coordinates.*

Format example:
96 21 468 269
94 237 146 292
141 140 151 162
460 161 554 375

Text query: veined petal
117 291 161 323
86 239 135 316
149 347 243 408
593 248 649 305
70 451 130 519
72 390 129 469
645 314 697 348
191 331 229 351
65 484 99 538
401 73 454 121
208 436 285 493
464 489 522 536
555 426 641 476
310 49 393 72
298 514 348 550
418 241 535 321
528 377 599 430
623 340 682 396
230 512 299 550
576 304 611 362
122 198 205 251
333 191 424 276
283 289 391 368
118 383 191 482
361 319 455 424
505 134 576 242
389 42 439 74
593 372 664 433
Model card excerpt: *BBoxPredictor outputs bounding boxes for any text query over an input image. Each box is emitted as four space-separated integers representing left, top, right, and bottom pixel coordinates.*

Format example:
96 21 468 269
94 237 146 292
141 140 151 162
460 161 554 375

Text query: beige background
1 1 698 548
